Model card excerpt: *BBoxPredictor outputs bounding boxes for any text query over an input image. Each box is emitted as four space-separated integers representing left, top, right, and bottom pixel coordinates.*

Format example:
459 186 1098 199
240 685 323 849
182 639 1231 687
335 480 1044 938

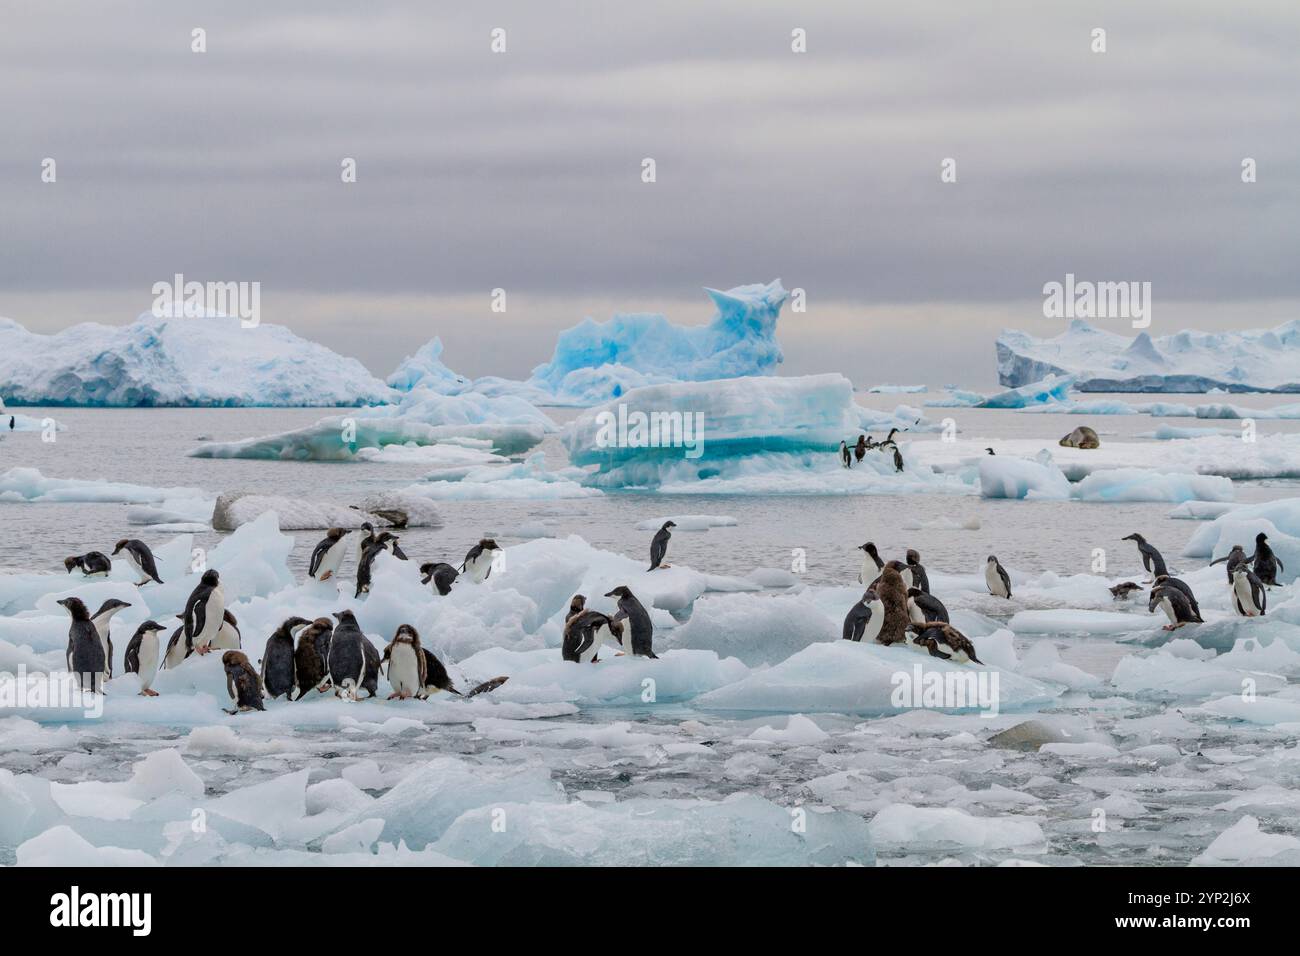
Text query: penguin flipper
465 676 509 698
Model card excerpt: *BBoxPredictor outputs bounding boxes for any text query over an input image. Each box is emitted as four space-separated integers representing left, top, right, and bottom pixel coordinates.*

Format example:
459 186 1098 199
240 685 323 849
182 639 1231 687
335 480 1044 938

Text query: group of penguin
1110 530 1281 628
839 429 905 473
307 522 501 599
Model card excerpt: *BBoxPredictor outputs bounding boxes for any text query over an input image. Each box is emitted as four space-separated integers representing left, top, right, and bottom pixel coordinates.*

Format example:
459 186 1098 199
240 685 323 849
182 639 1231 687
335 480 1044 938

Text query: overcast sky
1 1 1296 387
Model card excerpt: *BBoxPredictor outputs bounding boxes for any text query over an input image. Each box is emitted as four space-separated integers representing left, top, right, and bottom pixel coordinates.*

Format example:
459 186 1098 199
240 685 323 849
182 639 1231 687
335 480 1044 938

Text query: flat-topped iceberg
0 313 392 407
998 319 1300 392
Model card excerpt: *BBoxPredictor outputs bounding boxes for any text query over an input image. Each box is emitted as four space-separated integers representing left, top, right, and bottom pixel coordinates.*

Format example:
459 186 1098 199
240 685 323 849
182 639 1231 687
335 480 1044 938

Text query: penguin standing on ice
460 538 501 584
328 610 380 700
562 594 624 663
906 587 950 624
374 531 407 561
64 552 111 577
293 618 334 699
874 565 912 645
854 435 868 463
909 622 983 664
1148 585 1198 630
842 587 884 643
181 569 225 655
839 441 852 468
260 617 309 700
1152 574 1202 622
1231 567 1267 617
604 586 657 658
857 542 884 585
905 549 930 594
112 539 163 585
648 520 675 571
1122 533 1168 582
1250 532 1285 587
221 651 264 714
355 539 385 597
985 555 1012 598
381 624 426 700
124 620 167 695
419 562 459 595
89 598 131 679
1210 544 1250 583
57 597 105 693
308 528 350 582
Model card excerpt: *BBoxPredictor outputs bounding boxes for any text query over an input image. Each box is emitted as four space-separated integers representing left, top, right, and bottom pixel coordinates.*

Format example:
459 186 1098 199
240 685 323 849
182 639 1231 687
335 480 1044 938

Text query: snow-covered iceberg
0 313 392 407
386 337 471 393
997 319 1300 393
979 374 1075 409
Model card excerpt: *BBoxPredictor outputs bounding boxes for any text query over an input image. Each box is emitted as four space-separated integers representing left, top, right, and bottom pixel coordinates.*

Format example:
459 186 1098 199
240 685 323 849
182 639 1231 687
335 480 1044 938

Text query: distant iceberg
979 374 1075 409
0 313 392 407
386 337 470 393
997 319 1300 392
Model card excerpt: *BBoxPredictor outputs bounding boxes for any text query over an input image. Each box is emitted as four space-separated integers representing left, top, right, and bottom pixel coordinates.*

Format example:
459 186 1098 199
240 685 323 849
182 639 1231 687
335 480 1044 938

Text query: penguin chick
222 651 264 714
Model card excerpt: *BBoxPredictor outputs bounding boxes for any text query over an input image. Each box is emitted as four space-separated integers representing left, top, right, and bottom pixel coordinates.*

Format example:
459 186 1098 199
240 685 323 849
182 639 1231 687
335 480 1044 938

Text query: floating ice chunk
868 804 1045 850
1193 815 1300 865
400 452 601 501
1039 742 1120 760
1168 501 1238 521
17 825 159 866
209 491 443 531
433 792 873 866
867 384 927 393
747 714 829 745
979 374 1075 409
1112 650 1287 701
1009 609 1149 635
634 515 737 532
978 455 1071 500
322 819 386 855
746 567 801 588
0 312 392 407
206 769 309 841
0 467 208 505
924 386 986 408
1073 468 1233 503
663 592 836 665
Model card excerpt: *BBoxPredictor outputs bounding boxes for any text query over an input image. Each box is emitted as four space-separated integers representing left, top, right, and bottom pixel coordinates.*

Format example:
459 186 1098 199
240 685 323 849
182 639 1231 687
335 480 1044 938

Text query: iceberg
385 337 471 393
978 374 1075 409
527 280 788 404
0 313 391 407
997 319 1300 392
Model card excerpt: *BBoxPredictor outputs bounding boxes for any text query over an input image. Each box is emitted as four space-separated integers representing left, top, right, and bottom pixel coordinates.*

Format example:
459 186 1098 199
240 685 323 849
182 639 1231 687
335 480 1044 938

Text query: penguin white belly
163 634 187 669
194 590 226 649
1159 596 1178 625
94 629 112 677
212 620 240 650
316 540 348 580
907 599 926 626
1232 577 1258 616
579 624 609 664
387 644 421 696
985 564 1008 597
122 550 143 581
466 554 493 584
137 635 160 691
862 601 885 643
858 558 873 585
901 567 914 588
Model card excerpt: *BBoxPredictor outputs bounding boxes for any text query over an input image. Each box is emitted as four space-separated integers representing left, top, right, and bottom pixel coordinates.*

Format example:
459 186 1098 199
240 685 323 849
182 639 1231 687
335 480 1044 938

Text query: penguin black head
480 538 499 550
1257 532 1268 544
56 596 91 621
418 562 437 582
360 522 374 533
278 616 311 636
134 619 167 635
93 598 132 617
1147 589 1163 613
985 447 995 455
885 560 907 572
112 539 131 554
200 569 220 586
604 586 633 600
987 554 999 564
1122 533 1143 543
662 521 676 530
858 542 878 554
907 587 923 598
906 549 921 565
63 556 80 573
332 610 359 627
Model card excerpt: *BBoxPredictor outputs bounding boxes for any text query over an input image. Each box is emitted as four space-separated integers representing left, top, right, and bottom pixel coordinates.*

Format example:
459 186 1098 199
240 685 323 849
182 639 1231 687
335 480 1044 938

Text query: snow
0 313 391 407
998 318 1300 392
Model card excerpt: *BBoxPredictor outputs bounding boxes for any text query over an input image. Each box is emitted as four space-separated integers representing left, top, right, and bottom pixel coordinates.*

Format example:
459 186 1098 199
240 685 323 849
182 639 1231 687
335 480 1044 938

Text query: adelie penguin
308 528 350 582
908 622 982 664
1122 533 1167 582
111 539 163 585
461 538 501 584
64 552 111 578
1209 544 1249 584
563 594 624 663
604 586 657 658
214 610 242 651
261 617 310 700
905 549 930 594
222 651 264 714
293 618 334 699
1152 574 1202 622
89 598 131 679
985 555 1012 599
57 597 106 693
328 610 380 700
839 441 852 468
906 587 949 625
419 562 459 596
1250 532 1285 587
181 569 225 656
648 520 675 571
1109 582 1143 601
842 587 884 643
1149 584 1198 631
857 541 884 585
381 624 426 700
124 620 167 695
1231 567 1267 617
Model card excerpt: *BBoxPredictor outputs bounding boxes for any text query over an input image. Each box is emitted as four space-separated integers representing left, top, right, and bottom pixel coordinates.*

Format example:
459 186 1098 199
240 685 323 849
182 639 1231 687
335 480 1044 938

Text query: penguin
1148 585 1198 631
1122 533 1168 581
648 520 675 571
356 522 377 579
355 539 385 597
293 618 334 699
419 561 459 596
885 559 913 589
604 586 657 658
985 448 995 456
839 441 852 468
181 569 225 655
854 435 868 463
562 594 624 663
1109 582 1143 600
873 565 911 646
112 539 164 585
906 587 950 624
221 651 264 714
1151 574 1202 622
88 598 130 679
162 622 190 669
308 528 350 582
1251 532 1285 587
381 624 427 700
328 610 379 700
213 610 242 650
909 622 983 664
124 620 167 695
64 552 111 577
905 549 930 593
460 538 501 584
260 617 308 700
1209 544 1250 583
857 541 884 585
374 531 407 561
890 445 904 472
57 597 105 693
842 587 884 643
985 555 1012 599
1231 567 1267 617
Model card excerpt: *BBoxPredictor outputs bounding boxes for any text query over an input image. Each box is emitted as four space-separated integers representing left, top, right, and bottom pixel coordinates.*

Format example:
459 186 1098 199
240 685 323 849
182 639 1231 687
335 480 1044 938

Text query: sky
1 1 1297 387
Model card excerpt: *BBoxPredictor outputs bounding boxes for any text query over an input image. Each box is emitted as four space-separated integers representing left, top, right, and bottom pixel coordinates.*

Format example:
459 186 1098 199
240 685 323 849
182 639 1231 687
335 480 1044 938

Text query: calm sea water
2 394 1297 584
